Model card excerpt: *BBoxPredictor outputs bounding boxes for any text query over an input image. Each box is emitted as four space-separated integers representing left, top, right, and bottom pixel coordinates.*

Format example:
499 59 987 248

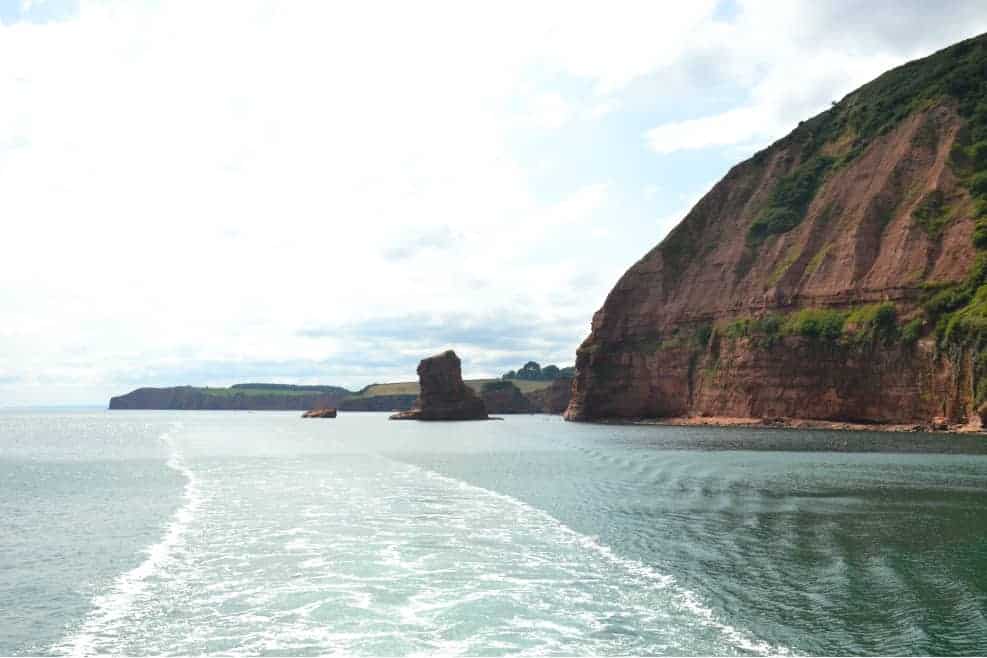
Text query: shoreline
591 415 986 435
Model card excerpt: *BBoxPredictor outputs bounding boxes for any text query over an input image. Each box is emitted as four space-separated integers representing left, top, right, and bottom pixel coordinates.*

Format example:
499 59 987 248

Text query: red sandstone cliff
566 34 987 427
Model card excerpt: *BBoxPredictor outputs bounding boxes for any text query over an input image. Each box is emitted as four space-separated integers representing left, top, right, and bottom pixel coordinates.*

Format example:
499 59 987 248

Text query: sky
2 0 987 405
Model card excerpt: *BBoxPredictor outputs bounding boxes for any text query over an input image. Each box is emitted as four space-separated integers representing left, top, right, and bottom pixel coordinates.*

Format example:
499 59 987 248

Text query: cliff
480 381 534 413
109 384 351 410
567 33 987 428
525 377 574 414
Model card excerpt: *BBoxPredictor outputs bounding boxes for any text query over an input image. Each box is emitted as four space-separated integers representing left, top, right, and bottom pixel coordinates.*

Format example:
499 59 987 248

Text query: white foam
53 423 203 656
407 462 789 657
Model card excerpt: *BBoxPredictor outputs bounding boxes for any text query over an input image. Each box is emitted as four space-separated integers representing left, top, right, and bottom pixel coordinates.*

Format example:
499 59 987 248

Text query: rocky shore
604 415 985 434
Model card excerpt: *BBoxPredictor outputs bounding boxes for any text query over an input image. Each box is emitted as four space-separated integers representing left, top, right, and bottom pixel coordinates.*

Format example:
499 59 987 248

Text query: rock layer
566 34 987 427
390 350 489 420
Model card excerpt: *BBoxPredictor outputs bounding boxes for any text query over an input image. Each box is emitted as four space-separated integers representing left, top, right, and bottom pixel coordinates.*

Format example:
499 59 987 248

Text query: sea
2 409 987 656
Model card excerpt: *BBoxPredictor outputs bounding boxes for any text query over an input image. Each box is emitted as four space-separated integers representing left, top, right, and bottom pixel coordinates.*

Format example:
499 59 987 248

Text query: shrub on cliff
901 318 924 344
847 303 899 343
747 156 834 246
723 314 783 347
783 308 846 340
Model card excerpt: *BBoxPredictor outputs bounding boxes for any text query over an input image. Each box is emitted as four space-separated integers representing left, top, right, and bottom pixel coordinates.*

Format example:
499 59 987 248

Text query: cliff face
525 377 574 414
567 34 987 426
480 381 534 413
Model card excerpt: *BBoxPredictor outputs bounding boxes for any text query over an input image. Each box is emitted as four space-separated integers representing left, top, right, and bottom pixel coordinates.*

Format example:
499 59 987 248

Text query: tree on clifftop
516 361 542 380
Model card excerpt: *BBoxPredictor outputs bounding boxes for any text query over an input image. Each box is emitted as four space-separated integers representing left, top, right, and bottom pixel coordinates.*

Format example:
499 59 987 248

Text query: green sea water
2 410 986 655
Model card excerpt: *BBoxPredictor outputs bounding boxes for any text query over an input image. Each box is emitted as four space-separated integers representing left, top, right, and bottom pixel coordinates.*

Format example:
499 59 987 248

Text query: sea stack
390 350 489 420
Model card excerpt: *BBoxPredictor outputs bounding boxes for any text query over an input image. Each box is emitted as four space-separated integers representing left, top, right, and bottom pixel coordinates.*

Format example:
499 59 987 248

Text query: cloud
299 309 585 369
381 225 459 261
526 92 573 132
643 1 987 154
1 1 985 404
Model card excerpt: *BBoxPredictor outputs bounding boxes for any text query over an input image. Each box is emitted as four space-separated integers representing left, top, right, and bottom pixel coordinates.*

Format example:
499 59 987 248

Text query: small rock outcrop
390 350 489 420
302 407 337 418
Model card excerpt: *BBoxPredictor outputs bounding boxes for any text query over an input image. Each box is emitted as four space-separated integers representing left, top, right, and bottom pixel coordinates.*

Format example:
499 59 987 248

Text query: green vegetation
902 318 925 344
782 308 847 340
911 189 953 237
722 314 784 348
767 245 801 287
805 244 831 277
846 303 900 343
719 303 902 347
694 322 713 348
502 361 575 381
745 33 987 249
747 156 834 245
194 384 349 398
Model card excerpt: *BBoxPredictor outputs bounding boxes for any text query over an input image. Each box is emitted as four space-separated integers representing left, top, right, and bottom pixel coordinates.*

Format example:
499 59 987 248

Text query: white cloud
526 92 573 132
1 0 986 403
644 1 987 154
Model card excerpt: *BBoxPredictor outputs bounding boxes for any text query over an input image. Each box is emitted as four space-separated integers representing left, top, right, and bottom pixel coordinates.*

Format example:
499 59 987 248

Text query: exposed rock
480 381 533 413
389 350 489 420
525 377 573 414
566 34 987 427
302 407 337 418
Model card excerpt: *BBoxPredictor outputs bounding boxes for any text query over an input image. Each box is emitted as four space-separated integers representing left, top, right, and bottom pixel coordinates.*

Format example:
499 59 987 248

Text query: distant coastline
108 377 573 415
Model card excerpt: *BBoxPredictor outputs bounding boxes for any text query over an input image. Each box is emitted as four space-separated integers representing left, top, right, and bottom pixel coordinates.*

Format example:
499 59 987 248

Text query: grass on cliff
194 386 345 398
721 303 900 346
746 32 987 248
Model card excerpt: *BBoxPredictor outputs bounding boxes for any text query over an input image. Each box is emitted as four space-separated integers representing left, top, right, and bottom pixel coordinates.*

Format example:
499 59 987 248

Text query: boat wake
402 461 790 657
53 423 202 656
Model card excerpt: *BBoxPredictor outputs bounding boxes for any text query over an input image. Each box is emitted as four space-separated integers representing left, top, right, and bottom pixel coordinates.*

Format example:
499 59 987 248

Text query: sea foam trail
401 460 789 657
54 423 202 656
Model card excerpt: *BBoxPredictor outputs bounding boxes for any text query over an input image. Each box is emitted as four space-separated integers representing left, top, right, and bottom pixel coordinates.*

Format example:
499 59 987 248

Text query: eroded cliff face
567 34 987 426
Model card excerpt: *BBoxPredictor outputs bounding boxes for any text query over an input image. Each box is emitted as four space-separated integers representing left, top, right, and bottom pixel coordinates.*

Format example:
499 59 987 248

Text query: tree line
501 361 575 381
